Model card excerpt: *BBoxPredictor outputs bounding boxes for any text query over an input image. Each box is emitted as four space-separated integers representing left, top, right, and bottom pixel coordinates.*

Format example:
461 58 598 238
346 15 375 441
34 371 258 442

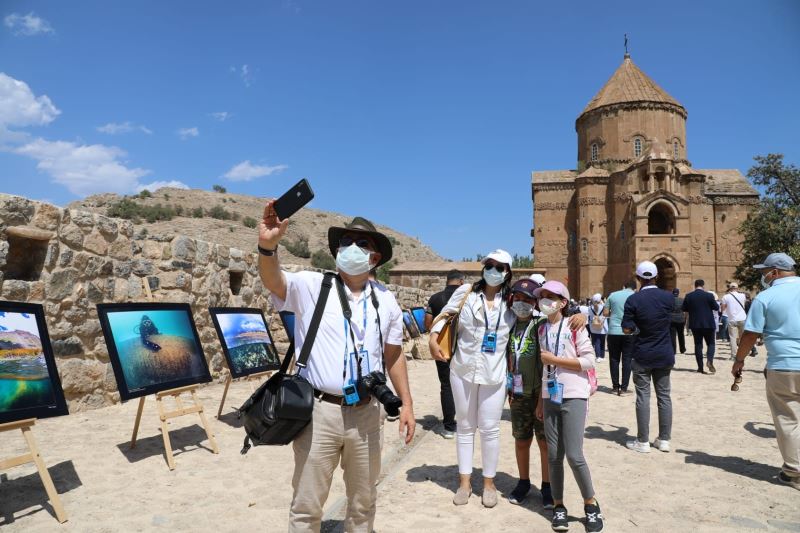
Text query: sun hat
635 261 658 280
327 216 393 266
533 280 570 301
529 273 546 285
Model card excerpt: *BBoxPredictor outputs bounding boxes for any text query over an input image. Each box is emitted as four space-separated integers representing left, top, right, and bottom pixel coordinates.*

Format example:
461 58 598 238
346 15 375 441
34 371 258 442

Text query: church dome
579 55 686 119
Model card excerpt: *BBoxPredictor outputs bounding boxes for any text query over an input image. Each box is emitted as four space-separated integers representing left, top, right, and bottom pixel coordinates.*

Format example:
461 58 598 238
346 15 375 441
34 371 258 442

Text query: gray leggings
544 398 595 501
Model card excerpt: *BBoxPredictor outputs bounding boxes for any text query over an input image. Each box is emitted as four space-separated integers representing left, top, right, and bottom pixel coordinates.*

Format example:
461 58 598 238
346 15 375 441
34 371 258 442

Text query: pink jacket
539 318 596 399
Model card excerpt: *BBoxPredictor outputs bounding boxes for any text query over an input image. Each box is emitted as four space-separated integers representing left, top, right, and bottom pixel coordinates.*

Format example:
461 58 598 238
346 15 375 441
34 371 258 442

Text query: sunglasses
484 263 507 273
340 235 374 250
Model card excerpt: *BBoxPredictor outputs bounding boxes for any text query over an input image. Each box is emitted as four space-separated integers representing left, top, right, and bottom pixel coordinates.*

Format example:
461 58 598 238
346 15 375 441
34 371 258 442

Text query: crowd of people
256 201 798 533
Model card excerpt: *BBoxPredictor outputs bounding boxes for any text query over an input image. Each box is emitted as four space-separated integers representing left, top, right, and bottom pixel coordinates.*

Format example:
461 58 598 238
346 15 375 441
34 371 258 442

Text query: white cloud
14 138 150 196
0 72 60 129
210 111 231 122
97 121 153 135
230 64 255 87
136 180 190 193
223 160 288 182
4 12 54 36
177 127 199 140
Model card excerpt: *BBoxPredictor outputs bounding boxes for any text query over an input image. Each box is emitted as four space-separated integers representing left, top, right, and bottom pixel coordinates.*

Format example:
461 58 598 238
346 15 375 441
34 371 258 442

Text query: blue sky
2 1 799 260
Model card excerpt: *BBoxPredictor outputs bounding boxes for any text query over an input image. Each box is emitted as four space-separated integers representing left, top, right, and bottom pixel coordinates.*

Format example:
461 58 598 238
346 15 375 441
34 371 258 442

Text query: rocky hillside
67 188 441 268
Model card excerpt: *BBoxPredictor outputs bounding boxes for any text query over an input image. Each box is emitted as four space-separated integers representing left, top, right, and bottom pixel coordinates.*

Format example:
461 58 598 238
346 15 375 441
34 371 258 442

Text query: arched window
620 222 625 240
581 238 588 253
568 230 577 250
673 140 680 159
634 137 643 158
591 143 598 162
706 241 711 253
648 203 676 235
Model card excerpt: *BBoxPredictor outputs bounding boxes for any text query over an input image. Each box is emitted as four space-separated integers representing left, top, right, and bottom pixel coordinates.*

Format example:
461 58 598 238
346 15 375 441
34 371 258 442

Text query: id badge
513 374 524 395
343 381 360 405
350 348 370 377
506 372 514 392
549 383 564 405
482 332 497 353
546 379 558 397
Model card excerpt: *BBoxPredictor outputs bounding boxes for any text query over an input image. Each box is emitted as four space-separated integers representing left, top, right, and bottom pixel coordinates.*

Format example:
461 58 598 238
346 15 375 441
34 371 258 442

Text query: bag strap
333 275 387 373
431 287 472 328
294 272 336 370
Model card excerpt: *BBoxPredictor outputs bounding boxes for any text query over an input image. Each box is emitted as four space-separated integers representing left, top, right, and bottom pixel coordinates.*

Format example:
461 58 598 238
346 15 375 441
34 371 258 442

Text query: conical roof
580 55 684 117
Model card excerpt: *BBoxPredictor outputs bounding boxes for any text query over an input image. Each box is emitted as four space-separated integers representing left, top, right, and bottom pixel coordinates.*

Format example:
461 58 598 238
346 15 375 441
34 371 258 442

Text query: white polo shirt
270 271 403 396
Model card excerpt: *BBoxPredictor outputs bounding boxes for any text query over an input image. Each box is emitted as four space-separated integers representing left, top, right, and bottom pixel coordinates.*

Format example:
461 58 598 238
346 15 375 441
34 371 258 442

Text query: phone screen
274 178 314 220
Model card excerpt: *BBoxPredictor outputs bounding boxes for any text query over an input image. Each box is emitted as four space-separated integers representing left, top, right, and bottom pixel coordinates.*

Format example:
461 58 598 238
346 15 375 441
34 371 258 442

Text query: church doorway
654 257 677 291
648 203 675 234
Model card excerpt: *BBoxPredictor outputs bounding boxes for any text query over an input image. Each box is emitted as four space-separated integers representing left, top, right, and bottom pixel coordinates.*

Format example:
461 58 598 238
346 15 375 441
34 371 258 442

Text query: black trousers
607 334 634 391
436 359 457 431
670 322 686 353
691 328 716 370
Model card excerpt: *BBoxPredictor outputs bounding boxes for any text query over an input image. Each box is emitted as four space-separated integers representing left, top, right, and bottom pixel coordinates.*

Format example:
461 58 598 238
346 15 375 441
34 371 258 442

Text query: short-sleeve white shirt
270 271 403 395
721 292 747 322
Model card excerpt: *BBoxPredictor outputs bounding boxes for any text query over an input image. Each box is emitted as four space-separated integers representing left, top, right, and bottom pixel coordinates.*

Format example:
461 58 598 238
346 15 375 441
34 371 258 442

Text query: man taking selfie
258 200 416 532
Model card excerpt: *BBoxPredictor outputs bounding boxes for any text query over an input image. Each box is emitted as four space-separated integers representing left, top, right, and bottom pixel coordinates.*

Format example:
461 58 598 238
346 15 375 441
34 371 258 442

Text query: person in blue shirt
732 252 800 491
604 280 637 395
622 261 675 454
682 279 720 374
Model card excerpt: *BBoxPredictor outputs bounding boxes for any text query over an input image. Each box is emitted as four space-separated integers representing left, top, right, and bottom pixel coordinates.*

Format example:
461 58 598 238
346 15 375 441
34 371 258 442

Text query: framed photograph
410 307 427 334
96 303 211 401
209 308 280 378
402 309 420 338
0 301 68 424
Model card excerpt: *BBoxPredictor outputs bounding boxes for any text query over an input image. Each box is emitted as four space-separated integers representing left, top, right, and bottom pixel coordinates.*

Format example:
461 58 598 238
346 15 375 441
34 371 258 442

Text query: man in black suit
682 279 720 374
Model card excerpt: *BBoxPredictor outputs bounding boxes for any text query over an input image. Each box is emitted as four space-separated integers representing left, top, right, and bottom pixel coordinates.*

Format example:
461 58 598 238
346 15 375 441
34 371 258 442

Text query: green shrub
107 198 175 223
311 249 336 270
138 189 152 199
376 260 395 283
191 207 204 218
208 205 233 220
243 216 258 229
213 184 227 193
282 237 311 258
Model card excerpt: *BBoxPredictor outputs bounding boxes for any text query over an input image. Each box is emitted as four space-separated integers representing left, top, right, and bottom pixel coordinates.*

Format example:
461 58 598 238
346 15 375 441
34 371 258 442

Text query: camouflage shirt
507 316 546 396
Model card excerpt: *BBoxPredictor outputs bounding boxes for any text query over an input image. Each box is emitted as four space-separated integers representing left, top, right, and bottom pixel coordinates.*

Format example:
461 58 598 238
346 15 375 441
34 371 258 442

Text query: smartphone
274 178 314 220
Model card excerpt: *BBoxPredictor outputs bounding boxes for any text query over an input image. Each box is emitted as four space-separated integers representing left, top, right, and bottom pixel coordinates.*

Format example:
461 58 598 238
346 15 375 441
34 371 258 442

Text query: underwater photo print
97 303 211 401
0 301 68 424
209 308 280 378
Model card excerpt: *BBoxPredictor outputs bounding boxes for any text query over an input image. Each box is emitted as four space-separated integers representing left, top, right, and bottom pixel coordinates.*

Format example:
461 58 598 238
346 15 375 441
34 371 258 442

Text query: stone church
531 53 759 298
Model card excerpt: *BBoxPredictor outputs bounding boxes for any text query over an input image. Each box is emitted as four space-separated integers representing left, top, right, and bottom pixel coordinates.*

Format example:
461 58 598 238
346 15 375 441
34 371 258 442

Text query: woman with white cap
429 249 515 508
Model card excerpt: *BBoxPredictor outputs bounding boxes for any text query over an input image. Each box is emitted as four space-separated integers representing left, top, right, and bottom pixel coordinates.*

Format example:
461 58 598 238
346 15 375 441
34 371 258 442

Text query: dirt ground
1 340 798 532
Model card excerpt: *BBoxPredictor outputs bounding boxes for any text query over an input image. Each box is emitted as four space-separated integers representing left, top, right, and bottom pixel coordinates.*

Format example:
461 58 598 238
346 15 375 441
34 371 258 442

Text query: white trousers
450 372 506 477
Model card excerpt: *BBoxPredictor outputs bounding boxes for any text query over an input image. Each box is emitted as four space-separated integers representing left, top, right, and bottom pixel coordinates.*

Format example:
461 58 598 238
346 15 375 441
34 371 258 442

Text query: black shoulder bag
239 272 335 452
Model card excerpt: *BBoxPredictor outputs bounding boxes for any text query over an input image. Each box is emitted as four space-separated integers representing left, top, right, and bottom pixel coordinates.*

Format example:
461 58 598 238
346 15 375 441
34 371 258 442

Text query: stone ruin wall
0 194 435 412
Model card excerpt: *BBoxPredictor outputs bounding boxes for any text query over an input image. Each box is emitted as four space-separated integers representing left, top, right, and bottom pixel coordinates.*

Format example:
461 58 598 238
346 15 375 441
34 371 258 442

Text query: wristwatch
258 245 277 256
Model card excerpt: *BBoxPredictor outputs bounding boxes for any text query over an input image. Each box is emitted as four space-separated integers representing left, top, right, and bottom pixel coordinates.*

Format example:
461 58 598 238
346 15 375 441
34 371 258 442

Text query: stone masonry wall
0 194 434 411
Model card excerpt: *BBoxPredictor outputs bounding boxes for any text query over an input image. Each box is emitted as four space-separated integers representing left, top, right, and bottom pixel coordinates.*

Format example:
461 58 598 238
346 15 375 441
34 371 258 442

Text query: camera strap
335 276 385 382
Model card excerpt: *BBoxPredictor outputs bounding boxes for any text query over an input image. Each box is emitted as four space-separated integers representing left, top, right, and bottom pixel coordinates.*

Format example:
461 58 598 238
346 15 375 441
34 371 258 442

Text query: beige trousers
766 370 800 477
727 320 746 356
289 398 382 533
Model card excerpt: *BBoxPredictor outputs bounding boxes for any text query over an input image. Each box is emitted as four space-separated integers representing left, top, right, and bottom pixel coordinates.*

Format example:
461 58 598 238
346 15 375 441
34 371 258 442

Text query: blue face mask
336 244 373 275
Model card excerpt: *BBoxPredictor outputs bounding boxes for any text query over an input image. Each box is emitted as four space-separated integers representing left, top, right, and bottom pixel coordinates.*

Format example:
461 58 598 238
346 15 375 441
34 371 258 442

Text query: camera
357 371 403 417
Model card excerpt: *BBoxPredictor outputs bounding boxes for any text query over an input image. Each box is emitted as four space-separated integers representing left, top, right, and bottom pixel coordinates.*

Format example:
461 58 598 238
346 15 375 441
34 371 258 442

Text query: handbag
430 288 471 361
239 272 335 451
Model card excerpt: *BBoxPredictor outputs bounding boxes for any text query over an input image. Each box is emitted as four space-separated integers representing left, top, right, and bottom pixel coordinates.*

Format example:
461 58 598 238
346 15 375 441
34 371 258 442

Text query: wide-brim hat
327 216 393 267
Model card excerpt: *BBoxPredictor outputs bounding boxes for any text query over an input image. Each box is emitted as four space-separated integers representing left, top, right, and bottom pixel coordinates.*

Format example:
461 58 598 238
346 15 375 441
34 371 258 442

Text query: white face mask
483 267 506 287
335 244 373 275
511 301 534 318
538 297 561 316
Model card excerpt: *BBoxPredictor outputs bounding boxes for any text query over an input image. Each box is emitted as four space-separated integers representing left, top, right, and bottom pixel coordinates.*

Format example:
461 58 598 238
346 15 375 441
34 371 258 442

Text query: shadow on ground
584 424 631 446
676 448 780 485
744 421 776 439
0 461 81 525
116 423 215 465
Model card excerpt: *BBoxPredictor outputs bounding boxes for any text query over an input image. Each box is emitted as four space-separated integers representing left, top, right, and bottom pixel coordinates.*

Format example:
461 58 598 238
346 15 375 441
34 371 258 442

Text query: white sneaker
653 439 670 452
441 429 456 440
626 439 651 453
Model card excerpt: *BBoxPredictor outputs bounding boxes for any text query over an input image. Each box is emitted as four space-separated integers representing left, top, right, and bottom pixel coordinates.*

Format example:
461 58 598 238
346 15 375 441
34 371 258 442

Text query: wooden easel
216 370 274 418
0 418 67 523
128 278 219 470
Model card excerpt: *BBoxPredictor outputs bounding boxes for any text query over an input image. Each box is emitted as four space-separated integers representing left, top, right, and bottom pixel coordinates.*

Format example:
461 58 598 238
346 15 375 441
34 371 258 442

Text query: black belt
313 389 371 407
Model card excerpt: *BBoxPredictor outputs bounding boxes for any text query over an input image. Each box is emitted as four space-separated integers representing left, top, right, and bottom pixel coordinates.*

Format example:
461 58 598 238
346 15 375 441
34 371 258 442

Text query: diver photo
209 308 280 378
97 303 211 401
0 301 68 424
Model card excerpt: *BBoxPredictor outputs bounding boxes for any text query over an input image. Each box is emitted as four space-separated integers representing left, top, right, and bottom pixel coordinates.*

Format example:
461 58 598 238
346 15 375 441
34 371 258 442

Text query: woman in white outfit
430 250 515 508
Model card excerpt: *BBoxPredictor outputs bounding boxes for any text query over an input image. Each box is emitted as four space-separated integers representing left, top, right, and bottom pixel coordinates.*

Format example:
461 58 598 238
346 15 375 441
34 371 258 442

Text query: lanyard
544 318 564 377
342 291 371 384
480 294 503 335
510 320 534 373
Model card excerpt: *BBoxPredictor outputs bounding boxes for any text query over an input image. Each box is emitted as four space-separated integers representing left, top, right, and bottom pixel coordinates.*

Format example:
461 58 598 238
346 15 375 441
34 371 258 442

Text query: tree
212 184 227 193
376 260 395 284
734 154 800 290
512 254 534 268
